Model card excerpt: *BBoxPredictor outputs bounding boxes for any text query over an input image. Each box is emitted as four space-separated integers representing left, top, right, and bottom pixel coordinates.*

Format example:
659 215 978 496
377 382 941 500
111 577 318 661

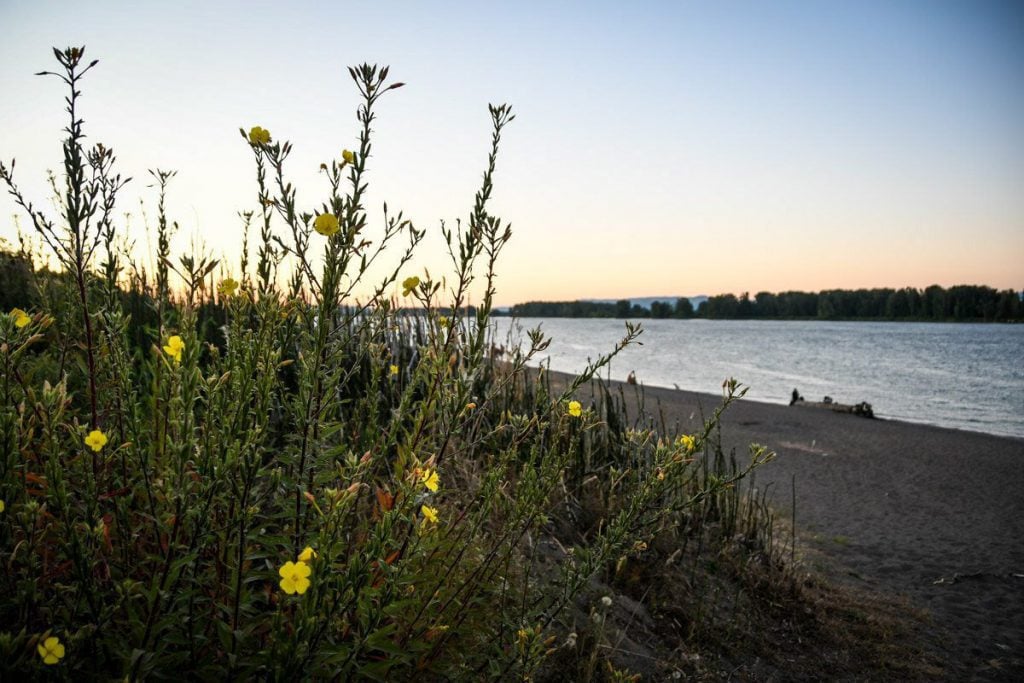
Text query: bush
0 46 769 680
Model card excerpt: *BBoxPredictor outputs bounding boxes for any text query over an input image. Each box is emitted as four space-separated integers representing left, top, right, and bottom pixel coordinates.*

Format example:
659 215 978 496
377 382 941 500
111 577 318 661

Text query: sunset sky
2 1 1022 306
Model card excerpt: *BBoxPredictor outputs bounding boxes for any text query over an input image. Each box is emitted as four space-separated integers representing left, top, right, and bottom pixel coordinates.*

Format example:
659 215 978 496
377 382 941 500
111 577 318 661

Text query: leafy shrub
0 47 769 680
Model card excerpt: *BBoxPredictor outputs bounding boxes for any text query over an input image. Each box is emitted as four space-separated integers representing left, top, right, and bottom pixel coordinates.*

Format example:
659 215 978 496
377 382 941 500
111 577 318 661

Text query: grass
0 45 944 681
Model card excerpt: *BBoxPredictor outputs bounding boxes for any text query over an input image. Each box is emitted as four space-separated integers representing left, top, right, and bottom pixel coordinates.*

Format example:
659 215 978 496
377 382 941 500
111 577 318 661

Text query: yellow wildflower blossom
313 213 340 236
342 149 356 165
0 499 5 513
248 126 271 145
163 335 185 363
676 434 696 453
568 400 582 417
425 624 449 640
10 308 31 328
278 560 312 595
297 546 317 563
37 635 65 665
420 468 440 493
218 278 239 298
389 364 399 377
84 429 108 452
421 504 439 525
401 276 420 297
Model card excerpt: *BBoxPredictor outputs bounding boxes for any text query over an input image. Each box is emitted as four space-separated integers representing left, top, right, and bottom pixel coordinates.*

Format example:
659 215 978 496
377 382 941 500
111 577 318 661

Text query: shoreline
497 317 1024 441
605 374 1024 442
553 369 1024 679
495 312 1024 325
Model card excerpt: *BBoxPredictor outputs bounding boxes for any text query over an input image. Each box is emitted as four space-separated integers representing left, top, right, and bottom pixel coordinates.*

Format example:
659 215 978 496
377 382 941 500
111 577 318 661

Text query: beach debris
789 388 873 418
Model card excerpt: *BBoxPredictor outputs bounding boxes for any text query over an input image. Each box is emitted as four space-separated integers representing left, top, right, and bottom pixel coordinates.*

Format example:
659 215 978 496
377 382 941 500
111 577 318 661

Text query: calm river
492 318 1024 439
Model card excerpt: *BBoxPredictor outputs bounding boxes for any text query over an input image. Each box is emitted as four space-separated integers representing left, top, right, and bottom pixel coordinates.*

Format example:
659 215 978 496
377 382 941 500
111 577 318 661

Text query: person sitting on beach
790 388 803 405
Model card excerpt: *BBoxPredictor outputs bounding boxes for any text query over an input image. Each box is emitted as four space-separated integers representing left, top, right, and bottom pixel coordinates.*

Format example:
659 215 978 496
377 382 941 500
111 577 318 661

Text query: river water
492 318 1024 439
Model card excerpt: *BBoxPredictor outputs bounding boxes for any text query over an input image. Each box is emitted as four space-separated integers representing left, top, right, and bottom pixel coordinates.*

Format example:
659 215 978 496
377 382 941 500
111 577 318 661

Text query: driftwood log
793 400 874 418
789 389 873 418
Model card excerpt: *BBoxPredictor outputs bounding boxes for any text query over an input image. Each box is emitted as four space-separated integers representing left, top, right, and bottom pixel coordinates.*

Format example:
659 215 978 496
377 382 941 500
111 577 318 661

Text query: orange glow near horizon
1 2 1022 307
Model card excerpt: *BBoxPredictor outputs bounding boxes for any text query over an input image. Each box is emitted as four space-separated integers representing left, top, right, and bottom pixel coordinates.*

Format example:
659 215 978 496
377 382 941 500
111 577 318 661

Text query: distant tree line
699 287 1022 321
507 298 695 319
7 242 1017 324
507 286 1022 322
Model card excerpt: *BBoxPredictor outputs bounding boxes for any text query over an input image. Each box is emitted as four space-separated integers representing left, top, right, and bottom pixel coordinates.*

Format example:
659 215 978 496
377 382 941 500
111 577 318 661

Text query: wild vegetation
1 47 943 681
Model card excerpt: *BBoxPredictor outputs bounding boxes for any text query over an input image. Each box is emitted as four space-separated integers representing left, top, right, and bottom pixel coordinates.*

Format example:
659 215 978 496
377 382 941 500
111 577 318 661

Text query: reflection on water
493 318 1024 439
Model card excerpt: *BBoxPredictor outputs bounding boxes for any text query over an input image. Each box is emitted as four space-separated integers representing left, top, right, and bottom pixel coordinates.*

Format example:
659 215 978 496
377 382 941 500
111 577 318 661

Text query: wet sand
567 373 1024 680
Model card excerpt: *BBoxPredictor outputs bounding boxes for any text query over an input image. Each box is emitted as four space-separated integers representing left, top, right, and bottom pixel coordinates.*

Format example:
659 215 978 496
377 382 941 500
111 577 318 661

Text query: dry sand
570 373 1024 680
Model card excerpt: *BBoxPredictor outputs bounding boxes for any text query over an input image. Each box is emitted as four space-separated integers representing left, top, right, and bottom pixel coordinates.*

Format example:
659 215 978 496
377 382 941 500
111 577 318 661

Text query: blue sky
2 1 1022 304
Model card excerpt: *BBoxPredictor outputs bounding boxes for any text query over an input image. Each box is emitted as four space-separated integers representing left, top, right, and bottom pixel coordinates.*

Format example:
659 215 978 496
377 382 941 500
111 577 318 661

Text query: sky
1 0 1022 306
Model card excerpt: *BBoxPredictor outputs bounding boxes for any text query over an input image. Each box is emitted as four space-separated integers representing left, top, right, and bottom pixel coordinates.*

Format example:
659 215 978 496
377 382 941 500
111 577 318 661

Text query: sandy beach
567 373 1024 680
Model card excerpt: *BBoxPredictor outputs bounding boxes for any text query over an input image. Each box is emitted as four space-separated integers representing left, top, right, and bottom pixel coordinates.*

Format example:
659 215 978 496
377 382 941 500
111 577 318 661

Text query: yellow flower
297 546 317 563
10 308 31 328
84 429 108 452
278 560 312 595
248 126 271 145
465 402 476 411
37 635 65 665
421 504 439 525
163 335 185 363
438 315 449 327
341 149 356 165
313 213 340 237
676 434 696 453
401 276 420 297
218 278 239 298
0 499 5 513
420 468 440 493
568 400 582 418
389 364 399 377
516 628 531 652
425 624 449 640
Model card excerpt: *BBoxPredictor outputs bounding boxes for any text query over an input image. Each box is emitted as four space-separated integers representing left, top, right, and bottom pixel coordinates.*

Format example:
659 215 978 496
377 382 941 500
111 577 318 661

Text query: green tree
674 297 694 318
650 300 673 318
